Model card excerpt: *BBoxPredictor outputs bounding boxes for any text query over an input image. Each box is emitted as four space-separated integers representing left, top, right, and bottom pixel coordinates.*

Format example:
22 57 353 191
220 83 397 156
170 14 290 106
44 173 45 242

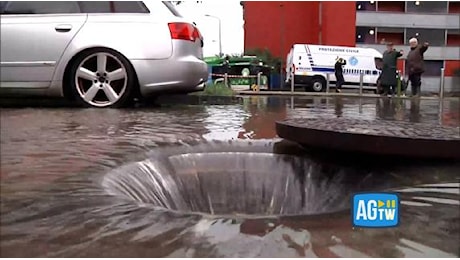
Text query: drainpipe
280 3 285 88
319 1 322 45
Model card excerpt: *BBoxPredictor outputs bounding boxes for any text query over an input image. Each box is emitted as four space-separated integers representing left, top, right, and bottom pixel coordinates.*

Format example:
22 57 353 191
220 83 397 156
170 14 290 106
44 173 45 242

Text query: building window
376 27 405 45
406 1 448 14
406 60 444 77
356 27 376 44
406 28 446 46
447 29 460 46
449 1 460 13
377 1 405 12
356 1 376 11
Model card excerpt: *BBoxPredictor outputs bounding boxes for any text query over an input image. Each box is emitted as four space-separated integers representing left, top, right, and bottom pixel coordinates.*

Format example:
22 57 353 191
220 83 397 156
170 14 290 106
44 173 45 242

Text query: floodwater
1 96 459 257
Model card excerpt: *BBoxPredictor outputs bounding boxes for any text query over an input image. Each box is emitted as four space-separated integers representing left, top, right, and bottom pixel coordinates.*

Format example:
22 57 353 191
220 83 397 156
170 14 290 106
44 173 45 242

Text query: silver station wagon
0 1 208 108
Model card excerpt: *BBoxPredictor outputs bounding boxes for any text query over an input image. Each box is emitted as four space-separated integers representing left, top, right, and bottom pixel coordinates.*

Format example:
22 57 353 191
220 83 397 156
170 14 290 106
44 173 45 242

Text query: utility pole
205 14 223 57
319 1 322 44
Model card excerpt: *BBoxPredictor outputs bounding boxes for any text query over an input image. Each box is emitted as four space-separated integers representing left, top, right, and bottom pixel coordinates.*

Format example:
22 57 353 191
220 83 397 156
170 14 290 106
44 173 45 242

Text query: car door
0 1 87 88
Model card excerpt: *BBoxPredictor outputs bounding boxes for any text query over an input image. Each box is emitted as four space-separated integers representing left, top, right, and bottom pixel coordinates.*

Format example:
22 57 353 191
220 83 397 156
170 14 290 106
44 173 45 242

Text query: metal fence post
326 73 330 93
359 71 364 96
439 68 445 99
257 72 262 92
290 69 295 93
439 95 444 125
224 73 228 88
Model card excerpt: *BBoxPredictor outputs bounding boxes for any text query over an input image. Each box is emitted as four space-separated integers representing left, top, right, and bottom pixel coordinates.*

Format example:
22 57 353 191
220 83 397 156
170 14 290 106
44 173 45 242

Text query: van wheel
69 48 135 108
310 77 326 92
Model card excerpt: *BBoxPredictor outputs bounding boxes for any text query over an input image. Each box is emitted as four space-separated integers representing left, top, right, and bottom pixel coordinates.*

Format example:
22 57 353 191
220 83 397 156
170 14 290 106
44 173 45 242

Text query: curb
156 95 243 106
235 90 460 100
0 95 244 108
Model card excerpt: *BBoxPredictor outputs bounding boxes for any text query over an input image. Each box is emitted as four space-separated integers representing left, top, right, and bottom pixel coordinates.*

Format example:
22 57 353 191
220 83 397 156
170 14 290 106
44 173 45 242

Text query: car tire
310 77 326 92
68 48 136 108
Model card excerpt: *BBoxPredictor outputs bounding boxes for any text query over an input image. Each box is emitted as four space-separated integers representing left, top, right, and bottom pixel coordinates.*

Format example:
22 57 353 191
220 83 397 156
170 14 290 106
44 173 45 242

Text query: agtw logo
352 193 400 228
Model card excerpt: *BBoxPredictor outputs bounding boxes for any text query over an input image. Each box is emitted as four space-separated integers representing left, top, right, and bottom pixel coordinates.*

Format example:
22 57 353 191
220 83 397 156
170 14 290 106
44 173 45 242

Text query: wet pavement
1 96 459 257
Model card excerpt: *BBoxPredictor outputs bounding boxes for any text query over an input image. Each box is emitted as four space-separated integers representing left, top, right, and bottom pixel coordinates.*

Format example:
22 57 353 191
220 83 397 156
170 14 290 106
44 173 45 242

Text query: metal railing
212 73 260 90
439 68 445 100
322 68 448 99
323 72 364 95
256 72 263 92
278 68 447 99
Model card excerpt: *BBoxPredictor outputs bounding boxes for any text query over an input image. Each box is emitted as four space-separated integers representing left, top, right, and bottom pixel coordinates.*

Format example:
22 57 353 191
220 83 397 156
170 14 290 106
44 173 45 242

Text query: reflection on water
1 97 459 257
284 97 459 127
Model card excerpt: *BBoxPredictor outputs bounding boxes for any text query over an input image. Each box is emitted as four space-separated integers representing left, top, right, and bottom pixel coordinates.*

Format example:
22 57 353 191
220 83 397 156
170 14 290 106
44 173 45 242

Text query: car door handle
55 24 72 32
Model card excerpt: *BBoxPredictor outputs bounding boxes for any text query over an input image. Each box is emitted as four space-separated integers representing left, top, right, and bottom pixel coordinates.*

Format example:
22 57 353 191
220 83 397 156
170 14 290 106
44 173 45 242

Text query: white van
285 44 383 92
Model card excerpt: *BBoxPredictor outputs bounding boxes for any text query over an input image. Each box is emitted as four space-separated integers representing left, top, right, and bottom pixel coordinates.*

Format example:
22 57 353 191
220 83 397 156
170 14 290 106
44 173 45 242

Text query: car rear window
0 2 8 12
78 1 149 13
163 1 183 17
0 1 149 14
1 1 80 14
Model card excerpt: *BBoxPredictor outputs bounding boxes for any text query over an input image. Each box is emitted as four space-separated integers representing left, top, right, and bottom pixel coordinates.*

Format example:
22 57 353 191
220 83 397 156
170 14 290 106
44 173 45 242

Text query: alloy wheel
75 53 128 107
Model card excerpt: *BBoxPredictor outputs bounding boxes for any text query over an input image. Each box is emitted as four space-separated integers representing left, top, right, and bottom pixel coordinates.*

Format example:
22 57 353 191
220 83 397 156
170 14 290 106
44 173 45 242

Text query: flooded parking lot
1 96 459 257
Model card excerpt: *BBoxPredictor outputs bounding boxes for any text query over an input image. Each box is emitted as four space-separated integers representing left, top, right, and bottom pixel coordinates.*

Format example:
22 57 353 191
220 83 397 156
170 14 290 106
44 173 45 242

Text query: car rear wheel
69 48 135 108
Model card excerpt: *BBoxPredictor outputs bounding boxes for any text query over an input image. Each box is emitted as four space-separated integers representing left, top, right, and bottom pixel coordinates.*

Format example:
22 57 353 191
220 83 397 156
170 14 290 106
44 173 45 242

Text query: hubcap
313 82 322 91
75 53 128 107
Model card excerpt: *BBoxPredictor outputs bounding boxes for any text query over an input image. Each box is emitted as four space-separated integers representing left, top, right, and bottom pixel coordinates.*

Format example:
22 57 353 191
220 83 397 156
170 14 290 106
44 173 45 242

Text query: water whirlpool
102 140 390 218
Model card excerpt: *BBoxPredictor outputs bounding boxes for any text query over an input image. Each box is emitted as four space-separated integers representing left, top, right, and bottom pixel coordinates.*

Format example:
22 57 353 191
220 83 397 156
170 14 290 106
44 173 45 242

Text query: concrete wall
356 12 460 29
356 44 460 61
416 77 459 94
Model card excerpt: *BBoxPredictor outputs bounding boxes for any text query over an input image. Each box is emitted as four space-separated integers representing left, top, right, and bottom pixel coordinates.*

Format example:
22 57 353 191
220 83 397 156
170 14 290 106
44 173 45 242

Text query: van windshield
374 57 383 70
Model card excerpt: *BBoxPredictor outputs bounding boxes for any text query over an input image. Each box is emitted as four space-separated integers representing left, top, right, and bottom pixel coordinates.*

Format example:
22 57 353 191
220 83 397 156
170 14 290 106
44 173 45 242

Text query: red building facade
243 1 459 82
243 1 357 61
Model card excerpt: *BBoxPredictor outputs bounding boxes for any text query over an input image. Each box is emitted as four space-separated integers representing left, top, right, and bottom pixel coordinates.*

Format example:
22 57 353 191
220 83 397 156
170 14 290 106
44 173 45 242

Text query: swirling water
1 96 459 257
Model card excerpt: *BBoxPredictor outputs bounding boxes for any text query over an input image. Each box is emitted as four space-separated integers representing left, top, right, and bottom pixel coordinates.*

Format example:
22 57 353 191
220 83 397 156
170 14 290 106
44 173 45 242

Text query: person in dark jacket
380 42 403 96
406 38 429 97
334 57 346 93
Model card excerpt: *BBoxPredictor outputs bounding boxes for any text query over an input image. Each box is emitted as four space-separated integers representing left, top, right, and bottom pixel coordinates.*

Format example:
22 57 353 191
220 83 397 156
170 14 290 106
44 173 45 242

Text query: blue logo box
352 192 400 228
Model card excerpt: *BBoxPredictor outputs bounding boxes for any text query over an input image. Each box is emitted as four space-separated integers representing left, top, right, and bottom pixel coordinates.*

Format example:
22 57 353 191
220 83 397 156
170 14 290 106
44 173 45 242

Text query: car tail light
168 22 199 42
192 27 201 40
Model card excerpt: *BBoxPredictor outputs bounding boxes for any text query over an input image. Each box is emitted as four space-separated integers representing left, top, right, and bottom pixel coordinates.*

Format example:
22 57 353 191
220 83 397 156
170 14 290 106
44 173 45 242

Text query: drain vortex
102 140 367 217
